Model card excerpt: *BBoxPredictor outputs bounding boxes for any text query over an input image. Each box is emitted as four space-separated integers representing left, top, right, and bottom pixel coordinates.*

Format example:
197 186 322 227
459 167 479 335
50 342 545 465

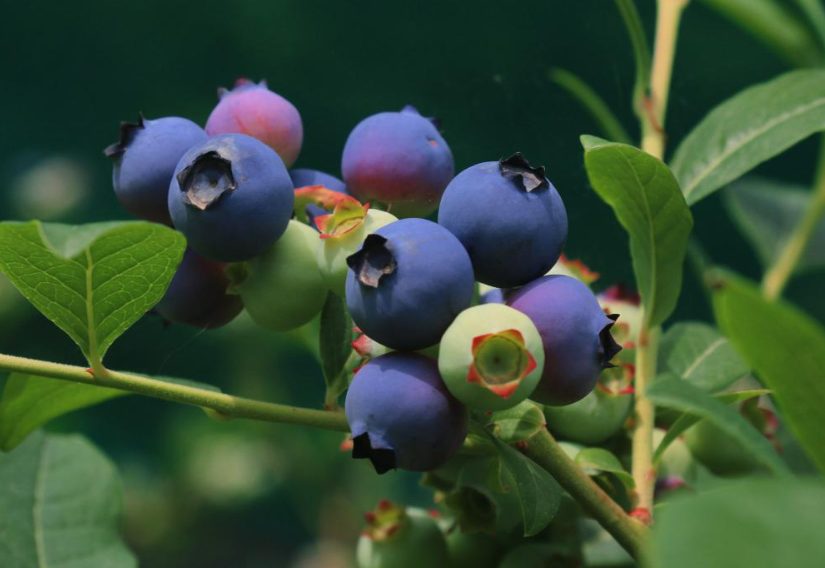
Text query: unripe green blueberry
356 501 449 568
683 418 759 477
445 528 505 568
438 304 544 411
233 220 327 331
316 202 397 295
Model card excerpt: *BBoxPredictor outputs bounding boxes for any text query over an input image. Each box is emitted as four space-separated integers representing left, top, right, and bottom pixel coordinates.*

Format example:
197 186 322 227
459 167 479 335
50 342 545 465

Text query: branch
0 352 349 432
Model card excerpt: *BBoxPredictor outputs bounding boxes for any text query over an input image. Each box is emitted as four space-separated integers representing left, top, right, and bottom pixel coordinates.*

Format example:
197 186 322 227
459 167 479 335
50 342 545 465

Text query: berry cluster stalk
762 136 825 300
634 0 688 519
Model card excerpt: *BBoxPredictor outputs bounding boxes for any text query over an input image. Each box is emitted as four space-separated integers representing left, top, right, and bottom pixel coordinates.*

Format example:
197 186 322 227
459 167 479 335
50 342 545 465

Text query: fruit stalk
640 0 689 159
0 352 349 431
634 0 687 521
522 428 649 560
762 135 825 300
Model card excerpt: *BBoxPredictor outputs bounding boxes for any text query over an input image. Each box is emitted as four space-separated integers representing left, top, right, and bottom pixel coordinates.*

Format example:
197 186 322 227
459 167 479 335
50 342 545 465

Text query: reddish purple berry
341 106 454 217
206 79 303 167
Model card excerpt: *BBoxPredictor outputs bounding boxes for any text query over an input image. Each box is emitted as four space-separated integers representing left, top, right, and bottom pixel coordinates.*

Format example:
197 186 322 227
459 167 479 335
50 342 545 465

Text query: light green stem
523 428 649 560
0 352 349 432
630 326 660 517
762 137 825 300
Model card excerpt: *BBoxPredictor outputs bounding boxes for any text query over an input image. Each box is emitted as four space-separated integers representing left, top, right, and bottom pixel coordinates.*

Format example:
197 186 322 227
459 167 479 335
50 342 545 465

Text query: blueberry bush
2 0 825 566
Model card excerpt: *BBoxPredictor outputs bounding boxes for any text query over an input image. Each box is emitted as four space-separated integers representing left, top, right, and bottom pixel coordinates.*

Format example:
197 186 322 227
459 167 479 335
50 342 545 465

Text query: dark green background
0 1 820 566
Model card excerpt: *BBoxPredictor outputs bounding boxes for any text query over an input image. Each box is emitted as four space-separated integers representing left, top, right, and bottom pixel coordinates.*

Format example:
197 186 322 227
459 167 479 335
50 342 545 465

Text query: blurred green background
1 1 821 566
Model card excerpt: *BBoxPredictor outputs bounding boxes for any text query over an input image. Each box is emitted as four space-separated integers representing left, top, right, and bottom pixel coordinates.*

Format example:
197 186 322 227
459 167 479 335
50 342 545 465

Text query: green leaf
653 388 770 464
658 321 749 392
318 292 353 407
651 479 825 568
490 401 546 444
725 177 825 272
0 221 185 366
0 431 136 567
582 136 693 327
646 375 788 475
672 70 825 205
699 0 823 67
711 270 825 474
793 0 825 51
0 373 127 451
494 438 561 536
550 68 631 144
575 447 635 490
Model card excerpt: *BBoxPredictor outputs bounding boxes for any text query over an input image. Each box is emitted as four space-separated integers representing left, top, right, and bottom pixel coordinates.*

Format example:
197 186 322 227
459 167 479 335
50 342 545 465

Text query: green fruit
439 304 544 411
446 528 505 568
234 220 327 331
356 502 449 568
683 418 760 477
498 544 561 568
316 206 397 295
544 385 632 444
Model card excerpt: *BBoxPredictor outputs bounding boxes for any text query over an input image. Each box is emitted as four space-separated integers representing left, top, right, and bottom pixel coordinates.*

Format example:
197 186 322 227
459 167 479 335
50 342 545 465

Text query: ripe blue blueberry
438 153 568 288
205 78 303 167
168 133 294 262
105 115 206 225
341 106 454 217
345 218 474 350
154 248 243 329
345 352 468 473
507 275 622 406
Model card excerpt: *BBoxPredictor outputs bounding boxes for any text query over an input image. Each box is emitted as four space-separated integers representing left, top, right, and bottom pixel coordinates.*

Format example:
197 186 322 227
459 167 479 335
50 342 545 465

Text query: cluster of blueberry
106 79 622 475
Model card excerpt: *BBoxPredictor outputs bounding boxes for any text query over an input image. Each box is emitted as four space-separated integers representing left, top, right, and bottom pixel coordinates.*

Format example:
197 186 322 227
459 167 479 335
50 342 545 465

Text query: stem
523 428 649 560
0 352 349 432
630 326 660 517
641 0 689 160
615 0 652 117
762 136 825 300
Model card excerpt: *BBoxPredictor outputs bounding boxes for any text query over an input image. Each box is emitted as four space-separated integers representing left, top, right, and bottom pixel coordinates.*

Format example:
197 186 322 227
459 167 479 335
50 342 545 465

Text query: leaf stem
522 428 649 560
630 326 660 517
762 136 825 300
0 352 349 432
615 0 652 118
641 0 689 160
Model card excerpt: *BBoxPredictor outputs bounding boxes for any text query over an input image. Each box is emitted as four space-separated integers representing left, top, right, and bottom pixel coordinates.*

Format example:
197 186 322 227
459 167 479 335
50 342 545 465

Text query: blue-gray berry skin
155 248 242 329
345 352 468 474
168 133 294 262
106 115 207 225
507 275 621 406
345 218 474 351
341 106 454 217
438 154 568 288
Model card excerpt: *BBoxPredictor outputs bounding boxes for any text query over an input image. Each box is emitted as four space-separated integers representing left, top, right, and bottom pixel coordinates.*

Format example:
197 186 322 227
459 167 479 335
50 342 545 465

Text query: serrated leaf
646 375 788 475
671 70 825 205
0 221 185 366
653 388 770 464
319 292 353 406
494 438 561 536
651 479 825 568
582 136 693 327
711 270 825 475
725 177 825 272
658 321 749 392
575 447 635 490
0 431 136 567
0 374 127 451
491 401 546 443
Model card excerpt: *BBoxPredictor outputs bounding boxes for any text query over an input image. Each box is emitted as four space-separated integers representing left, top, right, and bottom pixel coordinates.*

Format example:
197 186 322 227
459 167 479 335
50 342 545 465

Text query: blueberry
342 106 454 217
232 220 327 332
357 501 449 568
168 133 294 262
345 218 474 350
154 248 242 329
345 352 467 473
438 304 544 411
544 383 633 444
105 115 206 225
507 275 622 406
438 153 568 288
290 168 348 220
206 79 303 167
